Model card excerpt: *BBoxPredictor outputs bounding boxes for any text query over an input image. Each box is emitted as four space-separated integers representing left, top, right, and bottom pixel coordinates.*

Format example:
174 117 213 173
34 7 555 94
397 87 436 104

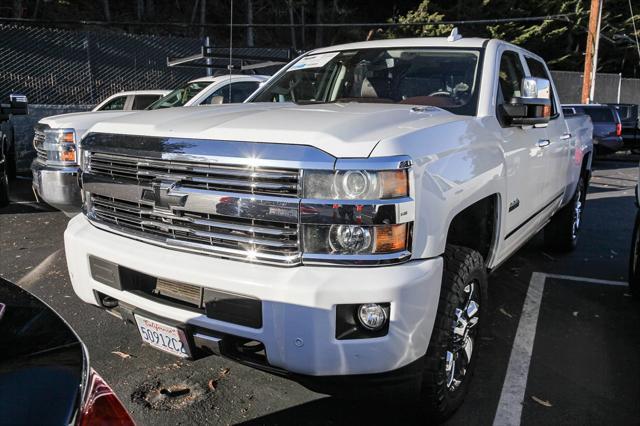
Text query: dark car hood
0 278 84 425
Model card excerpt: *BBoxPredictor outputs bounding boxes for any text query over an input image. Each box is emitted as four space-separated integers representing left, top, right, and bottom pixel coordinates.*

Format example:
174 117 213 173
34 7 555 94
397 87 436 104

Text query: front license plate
135 314 190 358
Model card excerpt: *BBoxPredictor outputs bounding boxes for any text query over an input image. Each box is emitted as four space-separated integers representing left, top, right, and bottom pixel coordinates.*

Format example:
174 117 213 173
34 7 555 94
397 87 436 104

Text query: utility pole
581 0 603 104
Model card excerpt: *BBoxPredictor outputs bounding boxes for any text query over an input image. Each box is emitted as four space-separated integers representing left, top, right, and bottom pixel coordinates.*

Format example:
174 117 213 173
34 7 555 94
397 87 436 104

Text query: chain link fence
0 23 203 106
551 71 640 105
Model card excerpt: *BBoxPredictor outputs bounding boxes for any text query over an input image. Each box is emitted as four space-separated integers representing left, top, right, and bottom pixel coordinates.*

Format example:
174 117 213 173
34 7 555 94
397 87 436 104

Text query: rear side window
584 107 614 123
525 57 557 116
99 96 127 111
132 95 162 110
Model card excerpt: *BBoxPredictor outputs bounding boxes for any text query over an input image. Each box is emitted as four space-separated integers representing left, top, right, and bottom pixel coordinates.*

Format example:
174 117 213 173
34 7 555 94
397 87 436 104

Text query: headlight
303 169 408 199
303 223 408 255
43 128 76 164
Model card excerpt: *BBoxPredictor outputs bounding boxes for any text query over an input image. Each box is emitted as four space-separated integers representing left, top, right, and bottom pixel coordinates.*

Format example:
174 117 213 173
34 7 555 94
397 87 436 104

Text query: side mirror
9 94 28 115
502 77 551 126
0 94 28 120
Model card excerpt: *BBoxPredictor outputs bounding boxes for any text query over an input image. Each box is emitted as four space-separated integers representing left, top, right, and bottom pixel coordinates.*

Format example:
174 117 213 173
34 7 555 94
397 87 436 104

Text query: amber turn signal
61 131 75 143
380 170 409 198
61 146 76 162
374 224 408 253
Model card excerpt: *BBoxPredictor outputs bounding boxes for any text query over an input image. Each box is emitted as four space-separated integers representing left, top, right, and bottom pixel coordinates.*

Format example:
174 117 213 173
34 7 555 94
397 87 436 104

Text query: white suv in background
147 75 269 109
92 90 171 112
31 74 269 214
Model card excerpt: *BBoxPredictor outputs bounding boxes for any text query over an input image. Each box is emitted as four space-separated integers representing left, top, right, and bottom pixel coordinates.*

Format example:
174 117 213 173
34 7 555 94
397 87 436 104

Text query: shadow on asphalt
238 398 430 425
0 177 57 215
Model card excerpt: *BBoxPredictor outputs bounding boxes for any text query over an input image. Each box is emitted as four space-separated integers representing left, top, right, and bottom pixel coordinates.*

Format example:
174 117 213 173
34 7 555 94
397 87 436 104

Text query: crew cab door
524 56 571 202
495 49 549 240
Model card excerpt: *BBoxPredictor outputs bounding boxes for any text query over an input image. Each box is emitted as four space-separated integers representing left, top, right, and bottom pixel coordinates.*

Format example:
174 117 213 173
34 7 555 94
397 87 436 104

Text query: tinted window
132 95 162 110
497 51 525 104
203 82 260 104
584 107 614 123
612 105 635 121
148 81 211 109
98 96 127 111
525 57 557 115
252 48 482 116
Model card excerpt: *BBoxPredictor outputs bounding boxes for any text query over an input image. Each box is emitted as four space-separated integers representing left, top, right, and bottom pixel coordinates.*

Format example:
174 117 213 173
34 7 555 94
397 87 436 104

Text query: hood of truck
87 103 463 158
39 111 136 139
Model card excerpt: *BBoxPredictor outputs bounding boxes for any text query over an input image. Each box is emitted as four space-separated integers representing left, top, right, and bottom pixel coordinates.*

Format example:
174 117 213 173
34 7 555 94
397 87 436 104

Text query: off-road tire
420 245 488 422
544 175 587 252
629 211 640 299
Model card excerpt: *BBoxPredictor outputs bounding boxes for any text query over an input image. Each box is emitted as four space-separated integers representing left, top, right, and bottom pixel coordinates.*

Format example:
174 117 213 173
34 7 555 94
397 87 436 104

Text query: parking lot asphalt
1 159 639 425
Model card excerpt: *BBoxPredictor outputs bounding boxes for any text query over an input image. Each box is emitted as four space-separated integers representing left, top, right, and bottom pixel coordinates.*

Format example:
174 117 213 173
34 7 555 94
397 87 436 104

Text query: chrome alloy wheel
445 282 480 392
571 186 583 240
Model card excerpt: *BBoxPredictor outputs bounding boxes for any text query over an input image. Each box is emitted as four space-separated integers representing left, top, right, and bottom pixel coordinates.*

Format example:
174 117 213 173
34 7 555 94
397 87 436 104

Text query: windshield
251 48 482 115
147 81 211 109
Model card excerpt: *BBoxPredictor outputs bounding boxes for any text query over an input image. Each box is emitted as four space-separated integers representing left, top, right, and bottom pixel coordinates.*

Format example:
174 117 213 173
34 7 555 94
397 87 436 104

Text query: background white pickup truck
65 35 592 420
31 74 268 213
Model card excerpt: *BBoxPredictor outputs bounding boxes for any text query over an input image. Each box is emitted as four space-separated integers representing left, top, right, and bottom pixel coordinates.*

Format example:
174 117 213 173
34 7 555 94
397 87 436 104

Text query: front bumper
31 159 81 214
65 214 443 377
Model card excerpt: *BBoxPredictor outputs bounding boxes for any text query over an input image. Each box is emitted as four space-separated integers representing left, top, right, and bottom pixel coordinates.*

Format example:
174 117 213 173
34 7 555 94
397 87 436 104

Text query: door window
132 95 162 110
497 51 525 104
496 51 525 126
98 96 127 111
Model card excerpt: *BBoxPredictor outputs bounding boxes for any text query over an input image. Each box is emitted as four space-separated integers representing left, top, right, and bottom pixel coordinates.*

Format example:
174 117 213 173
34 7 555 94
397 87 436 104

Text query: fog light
357 303 388 331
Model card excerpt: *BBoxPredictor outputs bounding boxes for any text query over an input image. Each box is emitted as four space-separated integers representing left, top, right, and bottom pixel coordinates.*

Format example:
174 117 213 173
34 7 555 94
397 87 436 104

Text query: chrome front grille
86 149 303 266
90 194 300 264
89 152 300 197
33 128 46 161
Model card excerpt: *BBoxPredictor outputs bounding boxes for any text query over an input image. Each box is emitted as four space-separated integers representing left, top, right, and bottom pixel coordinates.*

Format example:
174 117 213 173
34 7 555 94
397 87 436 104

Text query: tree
315 0 324 46
287 0 297 50
246 0 255 46
386 0 452 38
101 0 111 21
12 0 22 18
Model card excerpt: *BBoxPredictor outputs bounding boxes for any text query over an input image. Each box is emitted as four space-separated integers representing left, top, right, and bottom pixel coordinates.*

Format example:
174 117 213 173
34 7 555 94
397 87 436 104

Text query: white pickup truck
65 35 592 419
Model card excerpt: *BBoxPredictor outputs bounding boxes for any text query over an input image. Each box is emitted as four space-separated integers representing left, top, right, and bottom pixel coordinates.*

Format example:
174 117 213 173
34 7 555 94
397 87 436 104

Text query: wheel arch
444 193 501 267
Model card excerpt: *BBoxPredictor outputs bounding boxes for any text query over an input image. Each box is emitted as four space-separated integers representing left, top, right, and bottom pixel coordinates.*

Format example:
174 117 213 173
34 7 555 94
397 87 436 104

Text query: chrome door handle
537 139 551 148
559 133 572 140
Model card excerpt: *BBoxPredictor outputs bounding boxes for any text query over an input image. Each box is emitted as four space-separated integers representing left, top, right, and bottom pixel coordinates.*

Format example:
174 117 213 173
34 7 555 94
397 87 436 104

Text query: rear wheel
629 211 640 299
544 175 586 252
420 245 487 421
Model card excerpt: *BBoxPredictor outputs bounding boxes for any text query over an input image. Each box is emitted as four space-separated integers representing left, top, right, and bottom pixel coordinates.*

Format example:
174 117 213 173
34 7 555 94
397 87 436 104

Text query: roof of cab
311 37 490 54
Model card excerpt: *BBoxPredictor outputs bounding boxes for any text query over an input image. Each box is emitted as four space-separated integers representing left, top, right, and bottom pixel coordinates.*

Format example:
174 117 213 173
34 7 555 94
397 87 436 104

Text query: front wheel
420 245 487 421
545 175 587 252
629 211 640 299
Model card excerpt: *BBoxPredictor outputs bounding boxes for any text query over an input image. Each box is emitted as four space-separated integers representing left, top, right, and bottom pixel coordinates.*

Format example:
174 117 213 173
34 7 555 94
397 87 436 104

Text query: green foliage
387 1 452 38
387 0 639 77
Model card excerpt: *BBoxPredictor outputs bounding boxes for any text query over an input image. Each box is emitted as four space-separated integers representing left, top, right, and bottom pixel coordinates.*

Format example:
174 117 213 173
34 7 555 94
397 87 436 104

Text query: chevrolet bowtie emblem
142 179 187 211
